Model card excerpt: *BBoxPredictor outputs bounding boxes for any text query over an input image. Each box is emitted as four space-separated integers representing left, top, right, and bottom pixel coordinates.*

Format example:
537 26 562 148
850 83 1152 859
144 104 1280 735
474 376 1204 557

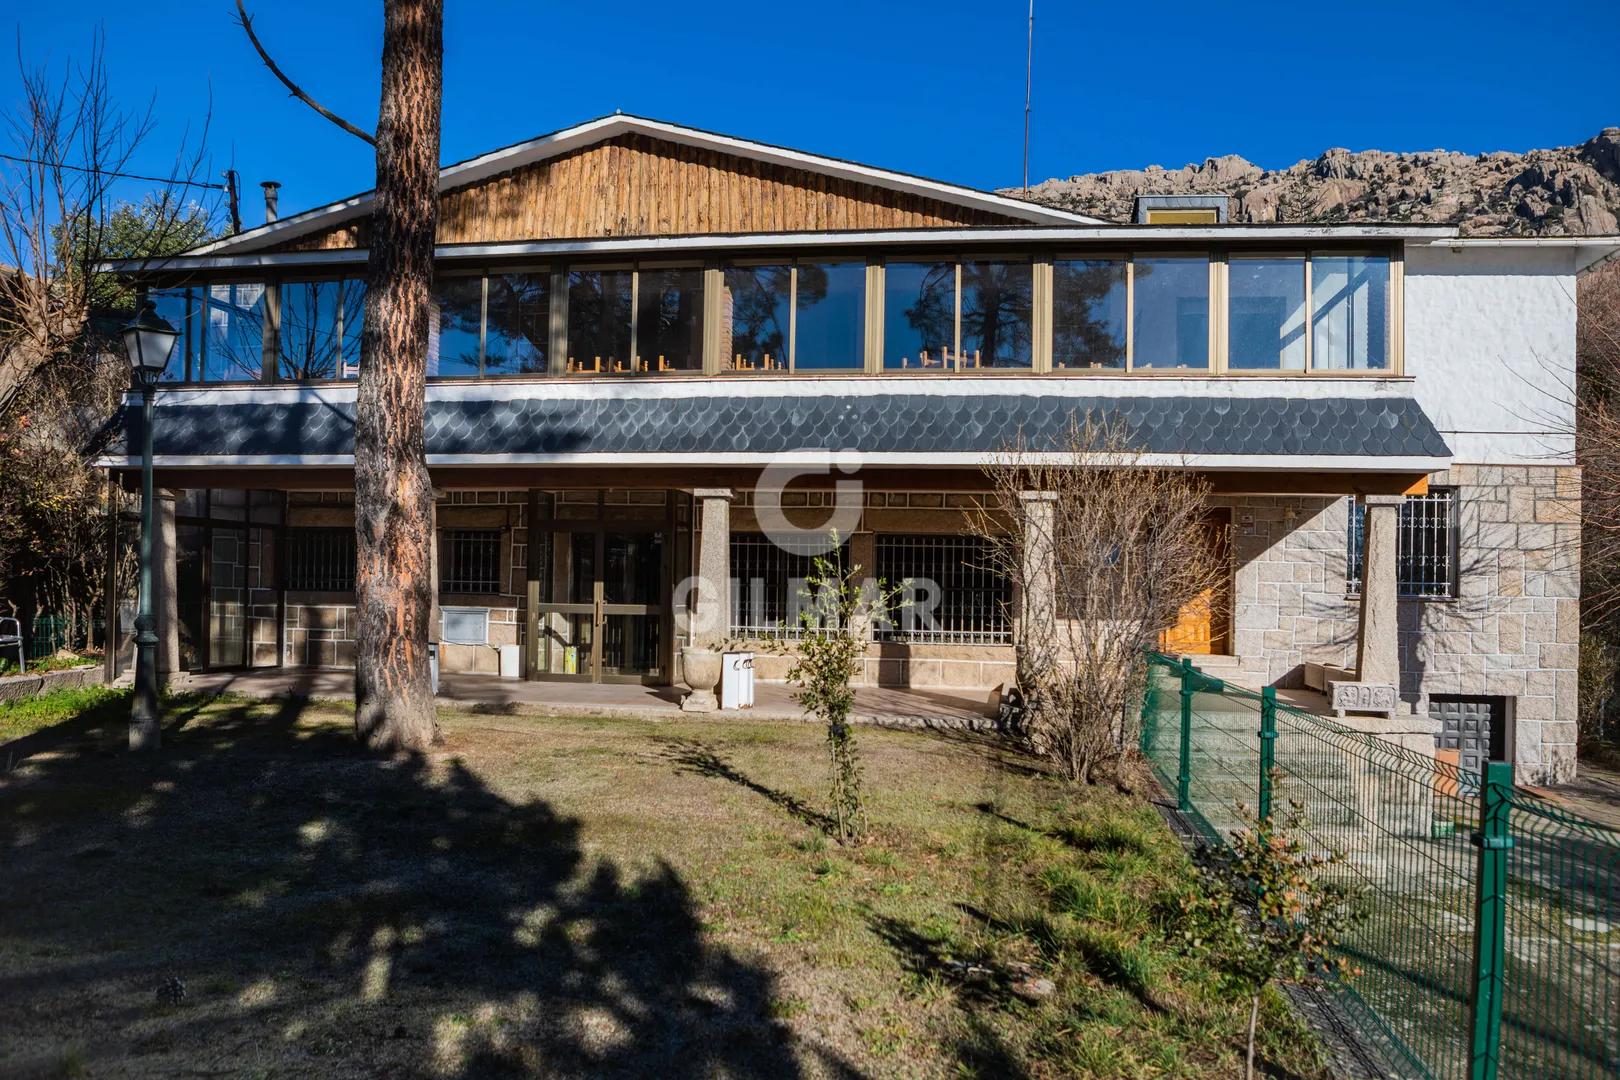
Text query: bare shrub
972 416 1226 783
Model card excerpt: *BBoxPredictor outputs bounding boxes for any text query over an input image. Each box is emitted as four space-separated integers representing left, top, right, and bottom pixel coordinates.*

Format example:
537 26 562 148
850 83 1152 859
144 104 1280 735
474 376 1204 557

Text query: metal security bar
443 529 503 593
284 528 355 591
875 534 1010 645
729 533 833 637
1347 490 1457 599
1138 652 1620 1080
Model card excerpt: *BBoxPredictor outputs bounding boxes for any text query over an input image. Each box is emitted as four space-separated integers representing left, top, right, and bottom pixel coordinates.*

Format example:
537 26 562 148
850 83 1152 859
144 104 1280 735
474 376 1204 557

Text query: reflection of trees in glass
792 262 864 370
1052 260 1131 369
485 273 549 374
433 277 483 375
566 271 632 369
338 280 366 377
637 268 703 370
280 281 340 380
885 262 953 368
725 265 789 368
961 261 1032 368
204 283 267 381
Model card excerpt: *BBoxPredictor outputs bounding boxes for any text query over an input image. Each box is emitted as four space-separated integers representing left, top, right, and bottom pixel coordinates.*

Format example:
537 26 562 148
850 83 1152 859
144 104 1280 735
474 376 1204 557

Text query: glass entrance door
534 528 665 683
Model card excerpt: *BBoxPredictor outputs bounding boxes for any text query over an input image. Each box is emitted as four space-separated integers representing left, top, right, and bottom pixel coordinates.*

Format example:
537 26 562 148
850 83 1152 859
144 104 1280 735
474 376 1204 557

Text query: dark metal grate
444 529 503 594
875 534 1010 644
728 533 834 637
285 528 355 592
1346 489 1456 599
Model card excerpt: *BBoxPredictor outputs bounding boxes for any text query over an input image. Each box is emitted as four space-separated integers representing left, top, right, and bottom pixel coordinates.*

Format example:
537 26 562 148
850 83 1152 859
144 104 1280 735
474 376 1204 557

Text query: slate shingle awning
103 389 1452 466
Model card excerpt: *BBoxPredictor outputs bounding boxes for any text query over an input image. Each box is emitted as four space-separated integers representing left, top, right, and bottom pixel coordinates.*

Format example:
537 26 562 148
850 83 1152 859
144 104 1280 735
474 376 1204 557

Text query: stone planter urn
680 646 722 712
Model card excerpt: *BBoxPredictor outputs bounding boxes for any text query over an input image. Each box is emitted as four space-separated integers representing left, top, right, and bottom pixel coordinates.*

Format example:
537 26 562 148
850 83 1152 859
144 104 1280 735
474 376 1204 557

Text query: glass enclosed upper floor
141 243 1402 385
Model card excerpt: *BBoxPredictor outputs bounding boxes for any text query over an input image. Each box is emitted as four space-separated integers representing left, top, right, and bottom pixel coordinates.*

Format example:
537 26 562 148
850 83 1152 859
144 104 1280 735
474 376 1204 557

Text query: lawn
0 690 1328 1079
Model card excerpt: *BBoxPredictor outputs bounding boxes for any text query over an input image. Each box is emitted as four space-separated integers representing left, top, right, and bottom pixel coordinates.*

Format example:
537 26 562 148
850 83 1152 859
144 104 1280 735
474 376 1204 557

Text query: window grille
444 530 503 594
728 533 843 637
875 534 1011 645
1346 490 1457 599
285 528 355 591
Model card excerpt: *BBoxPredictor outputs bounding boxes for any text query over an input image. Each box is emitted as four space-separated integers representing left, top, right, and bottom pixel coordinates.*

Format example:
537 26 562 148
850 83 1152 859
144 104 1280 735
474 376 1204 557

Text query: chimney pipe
261 181 281 224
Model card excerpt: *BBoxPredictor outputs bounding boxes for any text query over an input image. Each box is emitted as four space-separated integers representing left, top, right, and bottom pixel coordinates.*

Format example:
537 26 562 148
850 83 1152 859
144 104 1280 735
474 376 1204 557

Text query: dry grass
0 691 1327 1078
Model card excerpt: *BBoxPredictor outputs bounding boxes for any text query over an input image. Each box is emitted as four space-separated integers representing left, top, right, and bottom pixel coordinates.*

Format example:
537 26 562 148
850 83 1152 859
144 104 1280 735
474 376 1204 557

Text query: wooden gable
274 133 1026 251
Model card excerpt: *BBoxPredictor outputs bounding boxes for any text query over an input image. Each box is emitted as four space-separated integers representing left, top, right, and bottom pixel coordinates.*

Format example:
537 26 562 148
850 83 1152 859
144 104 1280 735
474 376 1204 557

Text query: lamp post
121 300 178 751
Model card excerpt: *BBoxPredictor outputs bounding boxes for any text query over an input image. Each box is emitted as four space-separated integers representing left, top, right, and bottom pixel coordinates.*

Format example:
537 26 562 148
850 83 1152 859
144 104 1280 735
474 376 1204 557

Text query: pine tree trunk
353 0 443 751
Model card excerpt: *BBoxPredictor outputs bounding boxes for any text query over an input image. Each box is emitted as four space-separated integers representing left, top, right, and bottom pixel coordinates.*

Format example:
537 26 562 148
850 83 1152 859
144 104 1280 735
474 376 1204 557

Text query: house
97 114 1620 784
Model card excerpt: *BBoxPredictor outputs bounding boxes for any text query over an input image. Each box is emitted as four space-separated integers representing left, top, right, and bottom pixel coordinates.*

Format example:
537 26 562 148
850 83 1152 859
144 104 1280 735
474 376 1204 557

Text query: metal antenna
1023 0 1034 195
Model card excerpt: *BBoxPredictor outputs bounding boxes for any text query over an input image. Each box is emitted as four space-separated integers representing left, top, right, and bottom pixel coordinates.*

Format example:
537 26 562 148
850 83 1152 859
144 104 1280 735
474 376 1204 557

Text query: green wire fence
1139 651 1620 1080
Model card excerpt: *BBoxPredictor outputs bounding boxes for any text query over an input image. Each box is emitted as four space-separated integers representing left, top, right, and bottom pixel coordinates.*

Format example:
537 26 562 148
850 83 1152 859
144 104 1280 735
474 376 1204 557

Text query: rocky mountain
1012 128 1620 235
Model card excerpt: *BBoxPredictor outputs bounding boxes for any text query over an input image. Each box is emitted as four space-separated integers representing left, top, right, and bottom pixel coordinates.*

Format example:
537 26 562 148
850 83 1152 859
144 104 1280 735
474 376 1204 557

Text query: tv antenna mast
1023 0 1034 195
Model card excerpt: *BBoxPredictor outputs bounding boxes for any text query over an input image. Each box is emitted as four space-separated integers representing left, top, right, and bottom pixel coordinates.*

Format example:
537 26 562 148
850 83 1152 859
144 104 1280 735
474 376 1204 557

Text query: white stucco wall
1404 244 1578 465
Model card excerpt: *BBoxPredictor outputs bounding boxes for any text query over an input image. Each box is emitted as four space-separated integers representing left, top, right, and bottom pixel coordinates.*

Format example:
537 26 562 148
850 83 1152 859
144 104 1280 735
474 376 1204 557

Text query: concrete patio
166 668 1002 727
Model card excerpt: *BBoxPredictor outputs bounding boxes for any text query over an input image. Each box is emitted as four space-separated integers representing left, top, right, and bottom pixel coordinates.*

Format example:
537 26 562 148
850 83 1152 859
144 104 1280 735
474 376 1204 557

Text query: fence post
1139 660 1155 754
1467 760 1514 1080
1258 686 1278 822
1177 657 1194 812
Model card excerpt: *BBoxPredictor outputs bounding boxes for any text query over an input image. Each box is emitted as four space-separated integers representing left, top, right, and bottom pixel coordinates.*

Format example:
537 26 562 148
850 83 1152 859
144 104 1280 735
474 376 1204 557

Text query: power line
0 152 225 190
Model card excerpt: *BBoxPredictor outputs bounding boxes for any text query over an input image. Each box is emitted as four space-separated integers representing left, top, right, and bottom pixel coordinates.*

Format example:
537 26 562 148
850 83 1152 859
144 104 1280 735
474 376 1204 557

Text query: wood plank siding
274 134 1023 251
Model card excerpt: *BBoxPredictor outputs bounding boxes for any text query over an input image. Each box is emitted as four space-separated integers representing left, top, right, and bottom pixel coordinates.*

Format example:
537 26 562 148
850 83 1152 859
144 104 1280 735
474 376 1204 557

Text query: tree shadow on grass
658 736 835 833
0 693 813 1078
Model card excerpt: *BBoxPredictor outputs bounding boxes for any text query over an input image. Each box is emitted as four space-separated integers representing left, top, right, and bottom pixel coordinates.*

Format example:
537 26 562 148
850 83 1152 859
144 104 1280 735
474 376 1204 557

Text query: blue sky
7 1 1618 227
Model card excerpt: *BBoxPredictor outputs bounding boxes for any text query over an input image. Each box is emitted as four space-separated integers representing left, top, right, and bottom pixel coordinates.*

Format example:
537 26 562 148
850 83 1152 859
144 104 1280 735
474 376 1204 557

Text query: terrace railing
1139 651 1620 1080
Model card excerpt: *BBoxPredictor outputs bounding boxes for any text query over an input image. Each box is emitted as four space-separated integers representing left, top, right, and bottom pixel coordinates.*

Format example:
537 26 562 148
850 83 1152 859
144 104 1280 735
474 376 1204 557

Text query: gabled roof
191 114 1103 255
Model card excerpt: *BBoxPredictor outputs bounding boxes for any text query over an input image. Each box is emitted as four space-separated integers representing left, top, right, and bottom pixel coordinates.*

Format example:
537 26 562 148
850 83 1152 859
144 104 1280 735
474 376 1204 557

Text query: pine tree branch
234 1 376 147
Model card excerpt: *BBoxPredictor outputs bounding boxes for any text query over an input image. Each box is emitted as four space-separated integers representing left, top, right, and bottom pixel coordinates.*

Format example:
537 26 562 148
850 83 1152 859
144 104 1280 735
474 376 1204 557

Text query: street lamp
121 300 178 751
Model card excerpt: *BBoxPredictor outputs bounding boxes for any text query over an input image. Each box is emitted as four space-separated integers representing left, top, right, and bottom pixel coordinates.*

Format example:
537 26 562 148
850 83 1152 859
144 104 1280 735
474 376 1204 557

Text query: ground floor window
1346 489 1457 599
285 528 356 592
728 533 839 637
875 534 1010 644
443 529 503 594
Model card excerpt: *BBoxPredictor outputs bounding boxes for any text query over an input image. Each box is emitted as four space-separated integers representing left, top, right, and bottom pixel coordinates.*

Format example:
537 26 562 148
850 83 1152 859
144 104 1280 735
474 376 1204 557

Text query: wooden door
1159 511 1231 655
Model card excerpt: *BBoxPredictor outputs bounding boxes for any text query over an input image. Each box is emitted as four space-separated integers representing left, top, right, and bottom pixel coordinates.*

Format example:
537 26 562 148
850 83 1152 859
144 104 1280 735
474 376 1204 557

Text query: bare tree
236 1 442 750
972 417 1226 783
0 33 216 652
1578 263 1620 630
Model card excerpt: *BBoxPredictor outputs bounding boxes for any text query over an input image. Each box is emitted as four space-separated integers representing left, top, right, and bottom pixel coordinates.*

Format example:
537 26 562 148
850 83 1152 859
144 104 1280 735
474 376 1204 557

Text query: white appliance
720 651 756 710
498 644 520 679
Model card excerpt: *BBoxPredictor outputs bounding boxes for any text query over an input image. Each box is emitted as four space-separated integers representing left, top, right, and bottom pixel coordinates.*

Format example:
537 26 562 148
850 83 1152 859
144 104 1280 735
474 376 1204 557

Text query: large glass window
721 261 866 373
794 261 866 371
147 286 201 382
883 260 955 371
484 272 549 375
1228 257 1306 371
566 269 633 373
1312 254 1390 371
1052 259 1127 371
202 283 267 382
279 281 339 380
429 276 483 377
960 260 1033 369
1131 257 1209 370
338 279 365 378
637 267 704 372
722 265 791 372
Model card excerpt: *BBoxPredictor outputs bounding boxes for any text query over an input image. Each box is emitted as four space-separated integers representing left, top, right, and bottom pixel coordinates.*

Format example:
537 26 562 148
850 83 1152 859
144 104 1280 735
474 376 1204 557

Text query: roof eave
184 114 1100 257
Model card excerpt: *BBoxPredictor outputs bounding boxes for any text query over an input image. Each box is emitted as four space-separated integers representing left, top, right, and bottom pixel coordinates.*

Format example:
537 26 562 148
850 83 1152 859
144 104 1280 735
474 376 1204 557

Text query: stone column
1354 494 1401 688
154 489 178 682
1017 492 1058 686
691 488 733 646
